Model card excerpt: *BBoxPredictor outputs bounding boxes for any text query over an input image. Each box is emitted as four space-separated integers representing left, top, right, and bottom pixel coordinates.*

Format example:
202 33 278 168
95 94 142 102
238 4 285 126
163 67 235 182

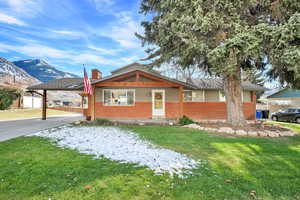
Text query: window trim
184 90 205 102
102 89 135 106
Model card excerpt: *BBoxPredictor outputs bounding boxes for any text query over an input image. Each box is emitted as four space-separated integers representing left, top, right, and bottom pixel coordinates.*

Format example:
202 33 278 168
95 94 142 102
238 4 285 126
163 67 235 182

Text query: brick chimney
91 69 102 80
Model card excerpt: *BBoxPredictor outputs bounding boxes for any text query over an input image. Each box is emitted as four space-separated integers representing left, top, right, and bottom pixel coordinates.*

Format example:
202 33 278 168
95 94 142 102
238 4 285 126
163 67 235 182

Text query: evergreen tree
137 0 299 126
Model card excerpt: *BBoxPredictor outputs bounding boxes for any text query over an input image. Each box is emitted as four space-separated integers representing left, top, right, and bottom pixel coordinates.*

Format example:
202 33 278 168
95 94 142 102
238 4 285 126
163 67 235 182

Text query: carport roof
27 78 84 91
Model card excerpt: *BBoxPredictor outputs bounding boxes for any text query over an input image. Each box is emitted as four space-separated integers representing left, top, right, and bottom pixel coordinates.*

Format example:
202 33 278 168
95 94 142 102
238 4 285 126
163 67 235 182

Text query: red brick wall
166 102 180 119
94 102 152 119
94 102 256 120
183 102 255 120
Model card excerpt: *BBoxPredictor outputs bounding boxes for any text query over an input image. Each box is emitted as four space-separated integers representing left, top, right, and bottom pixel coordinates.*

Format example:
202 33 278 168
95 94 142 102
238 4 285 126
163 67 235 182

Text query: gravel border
30 126 200 177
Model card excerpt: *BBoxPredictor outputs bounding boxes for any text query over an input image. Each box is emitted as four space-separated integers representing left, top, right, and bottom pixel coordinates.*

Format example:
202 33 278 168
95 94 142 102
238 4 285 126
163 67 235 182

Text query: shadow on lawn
208 138 300 197
127 126 300 199
180 135 300 199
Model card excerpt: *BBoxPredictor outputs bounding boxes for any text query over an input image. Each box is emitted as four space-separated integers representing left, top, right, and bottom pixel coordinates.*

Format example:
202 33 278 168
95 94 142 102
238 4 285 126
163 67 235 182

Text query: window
103 89 135 106
184 90 204 102
288 109 297 113
184 91 192 102
219 91 226 102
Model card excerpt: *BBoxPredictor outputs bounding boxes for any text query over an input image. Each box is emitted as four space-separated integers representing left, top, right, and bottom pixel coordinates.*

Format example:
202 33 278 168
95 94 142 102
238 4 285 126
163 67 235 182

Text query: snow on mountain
0 57 40 87
13 59 79 82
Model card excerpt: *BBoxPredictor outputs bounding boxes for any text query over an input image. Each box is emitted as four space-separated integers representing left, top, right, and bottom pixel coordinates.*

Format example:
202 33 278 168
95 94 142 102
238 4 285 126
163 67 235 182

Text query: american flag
83 67 93 95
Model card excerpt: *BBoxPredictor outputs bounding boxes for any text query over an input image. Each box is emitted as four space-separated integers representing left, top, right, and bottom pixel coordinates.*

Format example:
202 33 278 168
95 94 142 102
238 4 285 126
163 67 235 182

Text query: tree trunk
224 66 247 127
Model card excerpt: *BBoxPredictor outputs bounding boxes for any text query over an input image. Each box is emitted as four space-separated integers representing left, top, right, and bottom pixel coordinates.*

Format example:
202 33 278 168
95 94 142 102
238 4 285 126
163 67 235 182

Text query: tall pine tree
137 0 299 126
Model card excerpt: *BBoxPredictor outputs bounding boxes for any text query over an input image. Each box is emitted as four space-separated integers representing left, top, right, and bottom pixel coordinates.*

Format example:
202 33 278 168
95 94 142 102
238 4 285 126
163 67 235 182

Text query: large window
184 90 204 102
103 89 135 106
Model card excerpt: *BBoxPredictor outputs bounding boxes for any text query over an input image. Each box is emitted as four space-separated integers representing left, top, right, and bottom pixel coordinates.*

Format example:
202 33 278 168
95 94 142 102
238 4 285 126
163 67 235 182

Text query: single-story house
265 88 300 114
27 63 265 120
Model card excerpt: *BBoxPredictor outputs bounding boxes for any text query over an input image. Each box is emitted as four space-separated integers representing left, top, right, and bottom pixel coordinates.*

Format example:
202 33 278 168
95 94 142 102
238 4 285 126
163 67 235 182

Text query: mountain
13 59 79 82
0 57 40 88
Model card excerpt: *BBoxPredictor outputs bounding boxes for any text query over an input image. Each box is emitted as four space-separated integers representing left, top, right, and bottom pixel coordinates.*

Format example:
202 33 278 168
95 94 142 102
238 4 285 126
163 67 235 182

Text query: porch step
151 115 166 120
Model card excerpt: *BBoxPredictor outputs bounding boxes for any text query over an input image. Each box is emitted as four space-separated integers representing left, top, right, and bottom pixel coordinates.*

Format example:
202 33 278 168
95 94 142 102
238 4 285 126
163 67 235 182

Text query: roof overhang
92 69 197 89
27 78 84 91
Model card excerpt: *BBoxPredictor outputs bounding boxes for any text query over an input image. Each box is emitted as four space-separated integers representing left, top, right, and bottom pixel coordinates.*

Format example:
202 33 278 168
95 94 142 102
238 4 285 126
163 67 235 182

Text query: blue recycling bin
256 110 262 119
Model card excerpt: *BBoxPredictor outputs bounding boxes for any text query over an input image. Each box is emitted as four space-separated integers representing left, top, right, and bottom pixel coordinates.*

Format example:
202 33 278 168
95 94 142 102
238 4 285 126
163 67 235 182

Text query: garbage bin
256 110 262 119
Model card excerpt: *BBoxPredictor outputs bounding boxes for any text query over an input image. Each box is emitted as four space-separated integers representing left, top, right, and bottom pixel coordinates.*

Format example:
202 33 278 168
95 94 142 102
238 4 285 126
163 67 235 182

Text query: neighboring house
27 63 265 120
23 94 42 108
266 88 300 114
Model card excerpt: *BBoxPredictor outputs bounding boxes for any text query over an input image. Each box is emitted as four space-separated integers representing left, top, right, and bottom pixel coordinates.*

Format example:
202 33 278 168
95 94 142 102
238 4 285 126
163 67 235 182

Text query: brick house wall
183 102 255 120
93 86 256 120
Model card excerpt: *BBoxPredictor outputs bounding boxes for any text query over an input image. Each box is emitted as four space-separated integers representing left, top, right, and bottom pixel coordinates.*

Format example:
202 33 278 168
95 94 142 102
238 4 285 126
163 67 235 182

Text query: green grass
267 120 300 134
0 108 75 121
1 126 300 200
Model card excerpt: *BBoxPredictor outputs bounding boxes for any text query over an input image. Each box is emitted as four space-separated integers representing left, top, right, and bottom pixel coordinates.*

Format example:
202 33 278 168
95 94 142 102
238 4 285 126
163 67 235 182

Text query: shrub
0 89 20 110
95 118 113 125
179 115 194 125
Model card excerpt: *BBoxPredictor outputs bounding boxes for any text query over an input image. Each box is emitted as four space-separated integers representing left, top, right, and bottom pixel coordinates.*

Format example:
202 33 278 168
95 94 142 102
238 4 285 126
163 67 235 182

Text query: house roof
27 62 266 91
191 79 267 91
267 88 300 98
27 78 83 91
92 65 196 89
110 62 159 75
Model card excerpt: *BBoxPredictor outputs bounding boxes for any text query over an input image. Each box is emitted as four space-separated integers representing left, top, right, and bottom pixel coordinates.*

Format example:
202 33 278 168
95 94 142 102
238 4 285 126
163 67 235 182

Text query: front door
152 90 165 117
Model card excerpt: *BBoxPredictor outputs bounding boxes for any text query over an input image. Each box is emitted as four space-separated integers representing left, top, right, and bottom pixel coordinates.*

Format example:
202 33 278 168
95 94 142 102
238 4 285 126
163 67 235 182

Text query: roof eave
92 69 194 88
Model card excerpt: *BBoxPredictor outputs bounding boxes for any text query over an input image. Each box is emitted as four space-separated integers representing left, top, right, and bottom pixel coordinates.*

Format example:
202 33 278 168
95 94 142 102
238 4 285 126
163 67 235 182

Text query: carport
27 78 90 120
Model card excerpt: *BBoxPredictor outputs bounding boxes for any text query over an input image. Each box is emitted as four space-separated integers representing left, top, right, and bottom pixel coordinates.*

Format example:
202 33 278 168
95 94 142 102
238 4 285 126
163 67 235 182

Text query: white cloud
51 30 82 37
72 53 112 65
0 43 66 58
0 13 26 26
0 42 113 65
98 12 141 49
90 0 114 13
1 0 43 18
87 44 119 55
118 55 140 64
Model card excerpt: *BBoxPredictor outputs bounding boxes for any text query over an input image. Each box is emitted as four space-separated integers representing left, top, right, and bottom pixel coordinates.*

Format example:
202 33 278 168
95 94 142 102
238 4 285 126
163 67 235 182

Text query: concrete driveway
0 116 84 142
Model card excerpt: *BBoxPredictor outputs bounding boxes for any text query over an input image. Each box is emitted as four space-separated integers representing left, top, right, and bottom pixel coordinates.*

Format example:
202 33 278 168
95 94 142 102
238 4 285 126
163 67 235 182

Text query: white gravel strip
30 126 200 177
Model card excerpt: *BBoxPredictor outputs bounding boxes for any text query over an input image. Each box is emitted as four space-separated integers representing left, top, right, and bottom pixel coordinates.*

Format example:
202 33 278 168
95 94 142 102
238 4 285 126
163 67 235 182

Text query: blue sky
0 0 147 76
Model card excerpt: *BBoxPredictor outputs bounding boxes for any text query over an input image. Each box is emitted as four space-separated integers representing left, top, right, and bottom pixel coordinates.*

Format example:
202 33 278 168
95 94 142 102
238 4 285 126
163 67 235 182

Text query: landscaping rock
219 127 235 134
257 132 266 137
266 131 279 137
209 128 218 133
236 130 247 136
197 126 205 130
281 131 296 137
32 126 200 177
247 131 258 137
183 123 200 129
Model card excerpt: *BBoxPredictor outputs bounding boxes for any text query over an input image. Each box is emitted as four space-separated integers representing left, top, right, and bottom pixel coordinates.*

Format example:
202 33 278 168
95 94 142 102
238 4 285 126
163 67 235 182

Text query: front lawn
0 126 300 200
0 108 76 121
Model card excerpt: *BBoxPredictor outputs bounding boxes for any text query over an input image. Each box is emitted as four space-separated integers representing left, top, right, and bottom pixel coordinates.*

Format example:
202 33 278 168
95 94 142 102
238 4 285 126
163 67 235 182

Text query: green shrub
0 89 20 110
179 115 194 125
95 118 113 125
